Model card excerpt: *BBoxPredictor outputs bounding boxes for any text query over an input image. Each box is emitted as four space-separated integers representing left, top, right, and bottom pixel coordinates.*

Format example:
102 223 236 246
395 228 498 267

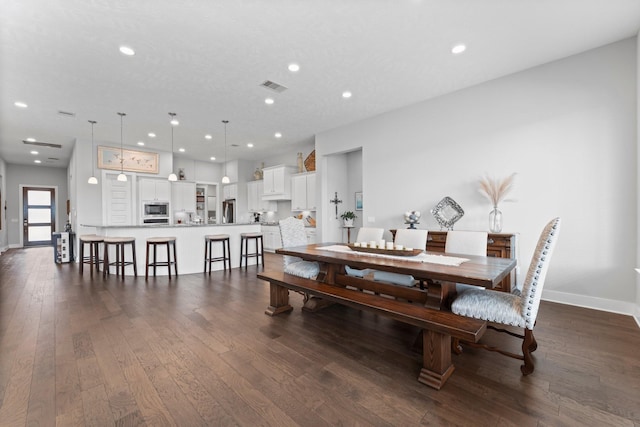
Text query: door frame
19 184 59 248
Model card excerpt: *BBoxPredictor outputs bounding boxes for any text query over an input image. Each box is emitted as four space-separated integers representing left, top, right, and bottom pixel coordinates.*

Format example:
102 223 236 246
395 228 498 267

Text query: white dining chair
372 229 428 287
451 217 561 375
445 230 488 293
278 217 319 279
355 227 384 243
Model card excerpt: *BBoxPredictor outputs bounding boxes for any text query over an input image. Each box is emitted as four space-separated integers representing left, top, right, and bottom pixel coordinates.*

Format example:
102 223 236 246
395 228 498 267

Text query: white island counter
82 223 262 276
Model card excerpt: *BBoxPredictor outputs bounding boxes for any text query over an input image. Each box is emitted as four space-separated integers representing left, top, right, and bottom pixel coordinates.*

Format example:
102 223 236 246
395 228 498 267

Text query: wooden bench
257 270 487 389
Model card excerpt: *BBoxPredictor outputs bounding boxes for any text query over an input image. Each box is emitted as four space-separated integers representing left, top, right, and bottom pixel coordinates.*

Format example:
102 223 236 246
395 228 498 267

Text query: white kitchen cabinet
247 181 277 212
262 225 282 252
262 165 296 200
223 183 238 200
305 228 317 244
291 172 316 211
171 181 196 212
139 178 170 201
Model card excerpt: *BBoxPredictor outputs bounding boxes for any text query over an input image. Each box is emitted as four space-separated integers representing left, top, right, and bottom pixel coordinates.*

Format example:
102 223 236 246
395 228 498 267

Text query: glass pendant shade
168 173 178 181
117 173 127 182
222 175 230 184
88 119 98 184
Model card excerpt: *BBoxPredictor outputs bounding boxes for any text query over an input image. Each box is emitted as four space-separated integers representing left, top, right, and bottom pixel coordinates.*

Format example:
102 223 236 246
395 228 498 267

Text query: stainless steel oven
141 201 169 224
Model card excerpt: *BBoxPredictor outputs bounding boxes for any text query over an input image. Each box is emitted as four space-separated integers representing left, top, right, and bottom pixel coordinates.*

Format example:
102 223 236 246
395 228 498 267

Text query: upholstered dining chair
355 227 384 243
372 229 428 287
451 217 561 375
278 217 320 279
445 230 488 293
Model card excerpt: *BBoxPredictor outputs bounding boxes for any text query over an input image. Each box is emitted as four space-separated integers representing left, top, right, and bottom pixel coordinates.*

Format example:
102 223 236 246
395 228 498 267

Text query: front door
22 187 56 247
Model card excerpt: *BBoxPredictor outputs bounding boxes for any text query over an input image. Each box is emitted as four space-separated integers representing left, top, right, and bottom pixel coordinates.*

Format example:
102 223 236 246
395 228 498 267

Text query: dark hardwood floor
1 247 639 426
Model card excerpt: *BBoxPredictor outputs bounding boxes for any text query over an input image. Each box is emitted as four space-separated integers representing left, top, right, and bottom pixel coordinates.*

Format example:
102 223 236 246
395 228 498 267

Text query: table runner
318 244 469 266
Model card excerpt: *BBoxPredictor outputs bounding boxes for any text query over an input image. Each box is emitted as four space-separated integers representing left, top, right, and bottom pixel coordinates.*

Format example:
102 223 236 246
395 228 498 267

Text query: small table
343 226 355 243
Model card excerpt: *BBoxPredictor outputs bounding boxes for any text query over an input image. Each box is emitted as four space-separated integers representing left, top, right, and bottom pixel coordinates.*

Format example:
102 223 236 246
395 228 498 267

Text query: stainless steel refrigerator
222 199 235 223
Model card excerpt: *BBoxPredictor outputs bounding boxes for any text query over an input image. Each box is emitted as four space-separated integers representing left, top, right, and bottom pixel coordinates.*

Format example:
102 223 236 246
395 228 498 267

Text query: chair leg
79 242 85 274
145 242 150 280
166 243 171 279
521 329 536 375
173 241 177 276
131 242 137 277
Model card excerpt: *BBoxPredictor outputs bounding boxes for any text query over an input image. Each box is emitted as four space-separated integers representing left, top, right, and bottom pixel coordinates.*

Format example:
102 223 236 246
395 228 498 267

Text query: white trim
543 289 637 318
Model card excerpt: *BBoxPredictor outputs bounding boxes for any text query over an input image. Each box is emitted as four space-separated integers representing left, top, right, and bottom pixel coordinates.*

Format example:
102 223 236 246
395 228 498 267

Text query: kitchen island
82 223 262 276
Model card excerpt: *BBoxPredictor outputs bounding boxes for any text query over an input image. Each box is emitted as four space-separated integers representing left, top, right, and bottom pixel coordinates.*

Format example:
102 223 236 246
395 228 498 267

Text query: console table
389 230 517 293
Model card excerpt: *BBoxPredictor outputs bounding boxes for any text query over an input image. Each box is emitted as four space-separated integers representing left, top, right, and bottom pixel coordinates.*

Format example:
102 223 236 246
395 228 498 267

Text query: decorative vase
179 168 185 180
254 168 261 180
489 206 503 233
343 219 354 227
297 152 304 173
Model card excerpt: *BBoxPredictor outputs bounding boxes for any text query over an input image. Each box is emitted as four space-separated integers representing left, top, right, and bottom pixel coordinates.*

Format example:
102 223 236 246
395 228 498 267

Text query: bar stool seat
239 232 264 269
145 237 178 279
204 234 231 274
103 237 137 278
79 234 104 276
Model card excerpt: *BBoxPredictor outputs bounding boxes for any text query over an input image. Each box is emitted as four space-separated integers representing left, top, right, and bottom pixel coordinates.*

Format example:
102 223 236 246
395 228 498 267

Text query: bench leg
265 283 293 316
417 329 455 390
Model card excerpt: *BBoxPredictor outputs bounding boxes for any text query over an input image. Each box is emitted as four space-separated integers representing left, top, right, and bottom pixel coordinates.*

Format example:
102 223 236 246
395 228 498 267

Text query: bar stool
79 234 103 276
103 237 137 278
145 237 178 279
239 232 264 269
204 234 231 274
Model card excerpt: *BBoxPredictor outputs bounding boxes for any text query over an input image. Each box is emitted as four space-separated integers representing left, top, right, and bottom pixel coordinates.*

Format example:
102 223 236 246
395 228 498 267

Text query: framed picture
98 146 159 174
355 191 363 211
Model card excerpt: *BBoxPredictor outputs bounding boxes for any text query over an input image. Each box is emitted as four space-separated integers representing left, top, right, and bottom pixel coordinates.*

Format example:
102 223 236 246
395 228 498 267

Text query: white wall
0 156 7 252
317 38 638 313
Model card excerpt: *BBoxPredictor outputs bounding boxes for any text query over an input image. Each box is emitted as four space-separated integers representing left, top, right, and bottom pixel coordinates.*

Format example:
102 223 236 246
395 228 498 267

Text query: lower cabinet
262 225 282 252
305 229 316 244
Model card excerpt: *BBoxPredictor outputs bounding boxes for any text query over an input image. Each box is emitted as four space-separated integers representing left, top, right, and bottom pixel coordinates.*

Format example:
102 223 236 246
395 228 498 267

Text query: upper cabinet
139 178 170 201
262 165 296 200
223 183 238 200
291 172 316 211
171 181 196 212
247 181 277 212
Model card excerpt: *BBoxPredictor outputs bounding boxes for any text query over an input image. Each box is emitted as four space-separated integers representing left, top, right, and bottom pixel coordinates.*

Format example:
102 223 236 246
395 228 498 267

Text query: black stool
103 237 137 278
79 234 103 276
145 237 178 279
239 232 264 269
204 234 231 274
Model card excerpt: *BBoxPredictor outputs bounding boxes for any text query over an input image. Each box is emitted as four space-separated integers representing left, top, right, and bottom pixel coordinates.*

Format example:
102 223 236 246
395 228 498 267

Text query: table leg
265 283 293 316
424 280 457 310
417 329 455 390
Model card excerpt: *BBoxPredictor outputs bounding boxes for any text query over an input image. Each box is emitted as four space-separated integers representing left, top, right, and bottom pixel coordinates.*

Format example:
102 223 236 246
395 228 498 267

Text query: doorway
22 187 56 247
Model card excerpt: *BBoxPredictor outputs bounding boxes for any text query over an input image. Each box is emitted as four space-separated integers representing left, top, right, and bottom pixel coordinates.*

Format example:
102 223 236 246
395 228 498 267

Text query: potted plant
340 211 357 227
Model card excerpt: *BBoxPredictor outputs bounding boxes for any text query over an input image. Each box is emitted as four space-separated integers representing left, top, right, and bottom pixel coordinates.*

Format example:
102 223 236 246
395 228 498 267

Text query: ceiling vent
47 157 60 161
57 110 76 118
22 140 62 149
230 144 239 147
260 80 288 93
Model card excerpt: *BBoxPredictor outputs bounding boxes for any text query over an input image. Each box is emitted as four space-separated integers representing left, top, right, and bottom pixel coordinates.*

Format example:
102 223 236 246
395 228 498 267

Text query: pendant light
221 120 230 184
117 112 127 182
87 120 98 184
168 112 178 181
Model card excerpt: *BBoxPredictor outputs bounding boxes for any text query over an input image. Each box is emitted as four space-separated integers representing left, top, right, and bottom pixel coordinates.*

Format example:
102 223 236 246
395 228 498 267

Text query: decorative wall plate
431 196 464 230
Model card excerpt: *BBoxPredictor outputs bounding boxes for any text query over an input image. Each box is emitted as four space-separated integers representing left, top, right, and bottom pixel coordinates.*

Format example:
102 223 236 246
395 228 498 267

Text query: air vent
57 110 76 118
260 80 288 93
230 144 239 147
47 157 60 161
22 140 62 149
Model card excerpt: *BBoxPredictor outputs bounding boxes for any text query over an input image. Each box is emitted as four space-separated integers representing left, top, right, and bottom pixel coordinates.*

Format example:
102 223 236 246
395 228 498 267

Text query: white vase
343 219 354 227
489 206 503 233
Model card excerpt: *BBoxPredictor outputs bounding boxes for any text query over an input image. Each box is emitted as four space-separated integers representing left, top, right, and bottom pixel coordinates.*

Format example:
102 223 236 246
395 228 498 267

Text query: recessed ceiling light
148 132 156 138
210 156 216 161
26 137 36 142
30 150 38 155
34 159 41 164
119 46 135 56
274 132 282 138
288 63 300 72
205 134 212 140
342 91 352 99
179 148 185 152
137 141 145 146
451 44 467 54
247 143 254 148
14 101 28 108
265 98 274 105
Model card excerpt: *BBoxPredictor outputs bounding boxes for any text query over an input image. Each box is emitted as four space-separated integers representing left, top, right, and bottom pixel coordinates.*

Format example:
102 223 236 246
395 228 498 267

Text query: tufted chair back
279 217 307 267
520 217 561 330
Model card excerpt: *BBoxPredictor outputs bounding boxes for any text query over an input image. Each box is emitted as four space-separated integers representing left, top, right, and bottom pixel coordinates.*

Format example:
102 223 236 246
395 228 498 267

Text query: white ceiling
2 0 639 168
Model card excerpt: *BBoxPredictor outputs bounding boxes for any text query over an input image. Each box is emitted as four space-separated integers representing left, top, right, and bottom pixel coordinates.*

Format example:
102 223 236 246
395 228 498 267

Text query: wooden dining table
276 243 517 310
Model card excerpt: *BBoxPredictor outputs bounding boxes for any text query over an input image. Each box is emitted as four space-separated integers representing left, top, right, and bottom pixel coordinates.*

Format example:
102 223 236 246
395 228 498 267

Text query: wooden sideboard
390 230 516 293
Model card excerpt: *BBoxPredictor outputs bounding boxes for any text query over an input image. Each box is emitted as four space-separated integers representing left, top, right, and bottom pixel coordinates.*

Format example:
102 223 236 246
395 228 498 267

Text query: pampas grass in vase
479 173 516 233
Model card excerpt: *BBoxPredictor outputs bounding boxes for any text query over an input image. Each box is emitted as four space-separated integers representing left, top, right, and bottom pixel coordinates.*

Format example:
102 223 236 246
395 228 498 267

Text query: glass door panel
23 187 55 247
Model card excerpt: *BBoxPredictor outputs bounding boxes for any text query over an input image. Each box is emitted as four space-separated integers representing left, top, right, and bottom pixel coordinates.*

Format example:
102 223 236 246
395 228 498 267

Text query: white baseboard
543 289 638 326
